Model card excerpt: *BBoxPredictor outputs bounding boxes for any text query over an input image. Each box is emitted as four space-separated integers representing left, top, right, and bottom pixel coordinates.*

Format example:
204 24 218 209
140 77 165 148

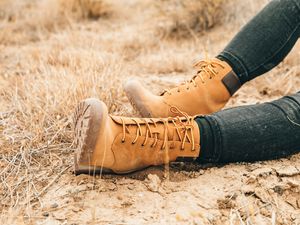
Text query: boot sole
124 82 152 118
73 98 113 175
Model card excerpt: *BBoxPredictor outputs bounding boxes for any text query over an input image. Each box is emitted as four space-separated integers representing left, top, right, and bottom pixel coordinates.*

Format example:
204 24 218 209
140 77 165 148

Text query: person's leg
196 92 300 163
73 92 300 175
125 0 300 118
217 0 300 84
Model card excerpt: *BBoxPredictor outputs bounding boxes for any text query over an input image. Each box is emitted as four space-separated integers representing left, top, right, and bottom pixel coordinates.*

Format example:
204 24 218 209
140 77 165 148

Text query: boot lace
120 107 196 151
162 60 225 95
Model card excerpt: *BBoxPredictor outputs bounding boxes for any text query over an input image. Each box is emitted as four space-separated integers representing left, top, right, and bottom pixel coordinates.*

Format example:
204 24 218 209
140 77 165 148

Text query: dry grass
0 0 112 45
0 0 299 224
0 0 122 213
156 0 228 39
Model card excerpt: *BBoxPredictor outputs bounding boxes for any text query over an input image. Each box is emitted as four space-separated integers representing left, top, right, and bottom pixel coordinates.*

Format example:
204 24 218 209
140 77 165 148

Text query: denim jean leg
196 92 300 163
217 0 300 84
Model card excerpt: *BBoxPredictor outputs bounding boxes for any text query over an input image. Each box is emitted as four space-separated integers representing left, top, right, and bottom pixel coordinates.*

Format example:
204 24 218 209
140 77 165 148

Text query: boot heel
74 155 113 175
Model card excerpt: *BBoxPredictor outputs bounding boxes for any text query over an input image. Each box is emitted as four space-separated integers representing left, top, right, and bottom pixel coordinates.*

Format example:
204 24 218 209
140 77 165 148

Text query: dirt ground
0 0 300 224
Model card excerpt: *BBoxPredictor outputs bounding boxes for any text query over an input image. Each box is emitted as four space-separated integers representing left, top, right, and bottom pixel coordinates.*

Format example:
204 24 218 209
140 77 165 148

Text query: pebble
53 212 66 221
107 182 117 191
145 174 161 192
276 166 300 177
42 212 49 217
251 167 272 177
127 184 135 190
51 203 58 208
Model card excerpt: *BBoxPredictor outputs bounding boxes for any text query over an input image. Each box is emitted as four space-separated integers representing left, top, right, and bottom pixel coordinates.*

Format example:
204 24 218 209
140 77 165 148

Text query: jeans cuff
217 52 249 85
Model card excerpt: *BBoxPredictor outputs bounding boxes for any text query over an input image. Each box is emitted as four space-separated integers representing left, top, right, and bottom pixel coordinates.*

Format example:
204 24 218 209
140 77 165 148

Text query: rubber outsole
73 98 112 175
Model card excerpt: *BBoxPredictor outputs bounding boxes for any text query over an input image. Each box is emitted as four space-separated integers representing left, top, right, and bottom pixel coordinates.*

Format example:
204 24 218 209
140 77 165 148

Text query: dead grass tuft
156 0 227 39
0 0 112 45
59 0 112 20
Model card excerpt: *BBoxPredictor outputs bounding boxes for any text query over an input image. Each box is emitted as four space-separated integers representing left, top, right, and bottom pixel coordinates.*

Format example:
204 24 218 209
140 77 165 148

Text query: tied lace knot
120 107 196 151
162 60 225 95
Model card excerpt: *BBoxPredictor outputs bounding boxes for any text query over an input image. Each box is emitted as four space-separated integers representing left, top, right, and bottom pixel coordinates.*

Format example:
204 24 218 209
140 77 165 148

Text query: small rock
53 212 66 221
145 174 161 192
50 203 58 208
276 166 300 177
254 188 271 203
127 184 135 190
71 206 81 212
199 170 205 175
251 167 272 177
106 182 117 191
42 212 49 217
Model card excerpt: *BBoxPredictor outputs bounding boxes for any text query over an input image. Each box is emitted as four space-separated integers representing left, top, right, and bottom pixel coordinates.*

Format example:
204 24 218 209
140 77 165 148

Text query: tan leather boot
73 98 200 174
124 58 241 117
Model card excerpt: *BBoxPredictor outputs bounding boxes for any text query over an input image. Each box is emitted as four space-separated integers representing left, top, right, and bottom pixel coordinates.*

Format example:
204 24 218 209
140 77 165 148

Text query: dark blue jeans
196 0 300 163
218 0 300 84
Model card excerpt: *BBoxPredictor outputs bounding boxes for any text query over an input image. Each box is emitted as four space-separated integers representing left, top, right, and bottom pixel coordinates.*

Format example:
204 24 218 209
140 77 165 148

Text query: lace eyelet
121 140 125 143
131 142 135 145
141 144 145 147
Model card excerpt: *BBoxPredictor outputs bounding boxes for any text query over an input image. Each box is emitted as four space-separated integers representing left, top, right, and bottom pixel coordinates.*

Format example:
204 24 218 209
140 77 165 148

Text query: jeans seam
206 115 223 162
248 22 300 74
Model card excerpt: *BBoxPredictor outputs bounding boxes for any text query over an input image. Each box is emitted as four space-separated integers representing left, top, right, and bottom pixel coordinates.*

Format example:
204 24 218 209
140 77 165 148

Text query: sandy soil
0 0 300 224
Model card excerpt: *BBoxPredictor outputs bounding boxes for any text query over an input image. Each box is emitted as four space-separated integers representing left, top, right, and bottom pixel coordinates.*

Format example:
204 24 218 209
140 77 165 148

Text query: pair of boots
73 58 241 174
